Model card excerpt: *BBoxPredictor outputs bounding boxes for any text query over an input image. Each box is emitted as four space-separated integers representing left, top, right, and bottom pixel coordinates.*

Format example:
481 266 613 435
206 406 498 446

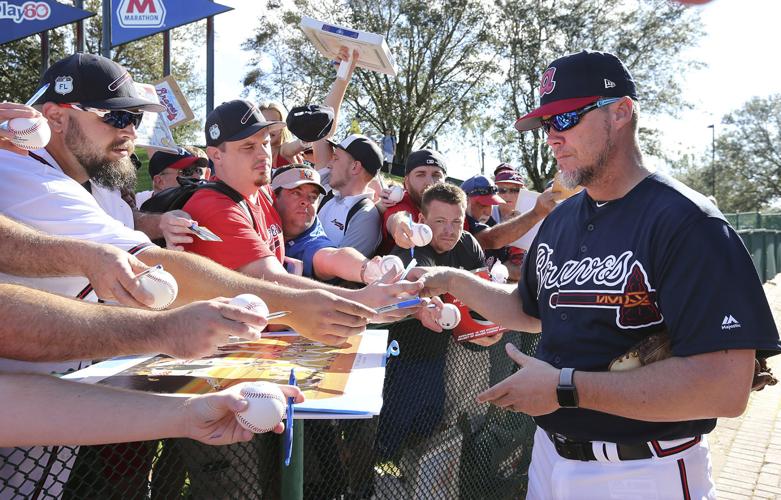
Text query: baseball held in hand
379 255 405 276
138 266 178 310
8 117 51 150
229 294 270 318
387 185 404 203
438 303 462 329
235 382 287 433
410 223 433 247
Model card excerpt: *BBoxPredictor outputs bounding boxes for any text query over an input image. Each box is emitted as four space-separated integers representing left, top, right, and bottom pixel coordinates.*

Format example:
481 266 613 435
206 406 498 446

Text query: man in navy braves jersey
410 50 780 498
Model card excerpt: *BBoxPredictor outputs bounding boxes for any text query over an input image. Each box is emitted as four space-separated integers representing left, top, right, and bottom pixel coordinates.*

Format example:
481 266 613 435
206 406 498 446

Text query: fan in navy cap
406 49 780 500
205 99 285 148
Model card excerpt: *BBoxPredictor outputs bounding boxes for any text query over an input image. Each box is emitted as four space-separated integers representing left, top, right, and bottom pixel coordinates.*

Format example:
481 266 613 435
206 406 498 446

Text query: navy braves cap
148 149 207 177
36 53 164 112
404 149 447 176
461 175 505 206
332 134 383 175
514 50 638 132
205 99 285 147
286 104 334 143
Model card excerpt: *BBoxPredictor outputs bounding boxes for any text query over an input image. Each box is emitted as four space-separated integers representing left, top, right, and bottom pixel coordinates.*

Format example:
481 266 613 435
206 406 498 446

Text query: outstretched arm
0 375 303 447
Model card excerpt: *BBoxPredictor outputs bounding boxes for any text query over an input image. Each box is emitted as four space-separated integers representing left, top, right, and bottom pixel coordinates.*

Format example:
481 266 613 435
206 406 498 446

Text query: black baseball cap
35 53 164 112
514 50 638 132
404 149 447 176
205 99 285 147
286 104 334 143
332 134 383 175
148 150 208 177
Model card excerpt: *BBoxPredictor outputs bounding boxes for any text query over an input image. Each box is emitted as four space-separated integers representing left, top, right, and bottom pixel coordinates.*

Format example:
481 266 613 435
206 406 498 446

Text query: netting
0 322 539 499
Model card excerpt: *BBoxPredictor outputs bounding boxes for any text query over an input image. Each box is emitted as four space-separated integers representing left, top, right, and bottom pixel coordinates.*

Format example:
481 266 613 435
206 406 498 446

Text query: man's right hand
281 289 374 346
80 243 155 308
0 103 42 156
405 266 455 297
156 299 267 359
161 210 196 251
390 213 415 249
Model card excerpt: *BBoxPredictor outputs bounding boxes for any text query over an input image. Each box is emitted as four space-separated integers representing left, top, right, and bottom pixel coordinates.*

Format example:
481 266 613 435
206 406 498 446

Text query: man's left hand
477 343 560 416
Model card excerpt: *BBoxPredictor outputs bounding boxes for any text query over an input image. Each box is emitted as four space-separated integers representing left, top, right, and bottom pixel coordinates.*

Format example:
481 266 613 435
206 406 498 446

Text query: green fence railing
726 212 781 231
737 229 781 283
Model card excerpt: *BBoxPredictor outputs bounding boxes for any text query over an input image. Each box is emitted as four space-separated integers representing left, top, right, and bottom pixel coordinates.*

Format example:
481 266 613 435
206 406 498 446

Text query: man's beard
66 119 137 191
558 126 613 190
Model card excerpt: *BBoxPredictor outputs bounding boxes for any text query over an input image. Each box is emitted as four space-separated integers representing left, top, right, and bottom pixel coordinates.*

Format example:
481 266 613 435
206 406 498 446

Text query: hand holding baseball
182 382 304 445
0 103 46 156
79 242 154 308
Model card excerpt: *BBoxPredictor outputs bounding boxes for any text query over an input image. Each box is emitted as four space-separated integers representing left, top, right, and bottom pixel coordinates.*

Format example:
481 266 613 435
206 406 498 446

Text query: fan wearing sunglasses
135 146 211 207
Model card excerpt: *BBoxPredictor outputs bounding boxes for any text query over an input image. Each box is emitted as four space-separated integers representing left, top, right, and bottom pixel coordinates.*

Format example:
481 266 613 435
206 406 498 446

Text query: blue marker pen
375 297 423 314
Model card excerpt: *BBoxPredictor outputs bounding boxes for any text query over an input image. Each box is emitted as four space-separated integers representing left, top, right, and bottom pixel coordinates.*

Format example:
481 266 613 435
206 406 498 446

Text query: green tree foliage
0 0 204 144
243 0 703 187
242 0 499 167
671 95 781 212
493 0 704 190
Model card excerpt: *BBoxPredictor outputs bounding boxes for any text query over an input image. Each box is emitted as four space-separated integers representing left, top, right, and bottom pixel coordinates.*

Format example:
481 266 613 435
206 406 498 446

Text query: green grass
134 148 152 192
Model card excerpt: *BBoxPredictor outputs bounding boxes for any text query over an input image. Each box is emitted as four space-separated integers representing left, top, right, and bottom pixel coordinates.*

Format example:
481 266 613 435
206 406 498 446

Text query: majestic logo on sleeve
536 244 663 329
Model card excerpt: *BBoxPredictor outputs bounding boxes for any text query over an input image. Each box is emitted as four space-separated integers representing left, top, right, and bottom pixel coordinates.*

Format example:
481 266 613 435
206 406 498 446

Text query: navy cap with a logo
148 150 208 178
286 104 334 143
35 53 164 112
332 134 383 175
404 149 447 176
514 50 638 132
205 99 285 147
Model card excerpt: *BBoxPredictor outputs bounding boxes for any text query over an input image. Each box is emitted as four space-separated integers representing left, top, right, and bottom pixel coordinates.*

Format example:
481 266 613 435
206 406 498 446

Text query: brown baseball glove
609 332 777 392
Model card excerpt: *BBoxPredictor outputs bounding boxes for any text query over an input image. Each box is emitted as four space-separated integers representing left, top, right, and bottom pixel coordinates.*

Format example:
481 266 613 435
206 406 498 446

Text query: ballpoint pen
375 296 423 314
284 368 296 466
133 264 163 279
0 84 50 131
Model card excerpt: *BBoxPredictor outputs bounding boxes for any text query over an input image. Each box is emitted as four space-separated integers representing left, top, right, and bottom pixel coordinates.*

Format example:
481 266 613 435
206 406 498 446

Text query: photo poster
67 330 389 417
133 82 178 153
153 76 195 128
509 189 543 251
446 269 507 342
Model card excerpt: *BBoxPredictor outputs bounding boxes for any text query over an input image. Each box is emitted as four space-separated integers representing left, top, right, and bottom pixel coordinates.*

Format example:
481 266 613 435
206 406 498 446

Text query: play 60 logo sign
0 1 51 23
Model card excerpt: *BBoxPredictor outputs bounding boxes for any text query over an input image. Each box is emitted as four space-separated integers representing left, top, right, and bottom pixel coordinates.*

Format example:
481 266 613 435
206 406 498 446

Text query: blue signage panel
0 0 94 45
111 0 232 47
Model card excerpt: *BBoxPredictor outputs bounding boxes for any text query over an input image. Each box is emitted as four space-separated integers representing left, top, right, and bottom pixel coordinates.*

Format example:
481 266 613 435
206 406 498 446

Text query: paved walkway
709 275 781 499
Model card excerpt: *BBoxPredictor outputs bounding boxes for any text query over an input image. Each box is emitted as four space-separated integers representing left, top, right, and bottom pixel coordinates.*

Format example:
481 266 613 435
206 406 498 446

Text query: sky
197 0 781 182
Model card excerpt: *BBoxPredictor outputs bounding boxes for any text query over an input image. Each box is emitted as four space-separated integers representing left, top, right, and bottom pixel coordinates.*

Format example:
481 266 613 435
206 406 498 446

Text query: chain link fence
0 322 539 499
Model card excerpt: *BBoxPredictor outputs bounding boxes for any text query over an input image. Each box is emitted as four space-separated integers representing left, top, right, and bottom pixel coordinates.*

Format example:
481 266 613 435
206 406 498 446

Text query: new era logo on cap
514 50 638 132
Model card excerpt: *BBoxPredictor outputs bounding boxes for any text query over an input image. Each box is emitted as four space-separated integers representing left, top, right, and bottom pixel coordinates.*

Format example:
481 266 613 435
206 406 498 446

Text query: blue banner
111 0 232 47
0 0 94 45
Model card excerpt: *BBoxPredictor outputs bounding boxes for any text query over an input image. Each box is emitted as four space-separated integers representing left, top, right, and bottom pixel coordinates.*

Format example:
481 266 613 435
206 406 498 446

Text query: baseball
387 185 404 203
235 382 287 433
229 294 270 318
438 303 462 330
410 223 433 247
138 266 178 310
8 116 51 150
490 262 509 283
379 255 405 276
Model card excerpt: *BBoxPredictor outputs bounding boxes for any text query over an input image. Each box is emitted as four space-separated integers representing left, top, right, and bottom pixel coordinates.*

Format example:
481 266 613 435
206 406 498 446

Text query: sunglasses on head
60 103 144 129
540 97 622 134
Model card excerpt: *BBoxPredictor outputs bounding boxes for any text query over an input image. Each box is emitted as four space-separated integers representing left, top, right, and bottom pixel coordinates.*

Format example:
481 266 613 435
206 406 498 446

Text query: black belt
546 432 653 461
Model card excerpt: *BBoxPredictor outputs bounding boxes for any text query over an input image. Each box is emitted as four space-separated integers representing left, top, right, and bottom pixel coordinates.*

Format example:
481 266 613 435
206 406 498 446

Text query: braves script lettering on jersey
518 173 780 443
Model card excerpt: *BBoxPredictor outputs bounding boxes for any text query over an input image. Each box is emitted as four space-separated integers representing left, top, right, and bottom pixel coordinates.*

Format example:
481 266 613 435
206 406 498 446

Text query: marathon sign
111 0 232 47
116 0 165 29
0 0 94 45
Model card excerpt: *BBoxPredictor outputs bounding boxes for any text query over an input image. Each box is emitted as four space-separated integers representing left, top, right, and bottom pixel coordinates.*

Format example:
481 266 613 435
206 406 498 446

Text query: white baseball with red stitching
229 294 270 317
138 267 178 310
8 117 51 150
438 303 462 329
235 382 287 433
